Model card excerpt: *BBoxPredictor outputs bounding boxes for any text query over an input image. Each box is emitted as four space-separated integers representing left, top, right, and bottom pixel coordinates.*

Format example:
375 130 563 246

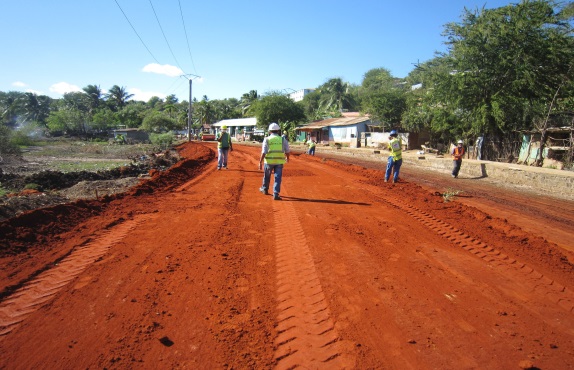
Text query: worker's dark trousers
452 159 462 178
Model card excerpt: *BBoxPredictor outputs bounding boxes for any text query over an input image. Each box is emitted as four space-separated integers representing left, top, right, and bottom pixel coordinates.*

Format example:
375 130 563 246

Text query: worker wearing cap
216 125 233 170
385 130 402 183
259 123 290 200
451 140 465 178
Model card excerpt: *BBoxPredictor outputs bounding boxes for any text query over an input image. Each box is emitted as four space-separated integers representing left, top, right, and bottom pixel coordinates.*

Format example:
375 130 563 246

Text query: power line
113 0 161 65
148 0 186 74
178 0 198 75
164 76 187 98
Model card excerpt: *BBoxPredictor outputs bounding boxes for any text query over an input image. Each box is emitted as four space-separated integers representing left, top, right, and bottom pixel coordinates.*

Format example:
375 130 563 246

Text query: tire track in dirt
382 195 574 313
306 161 574 314
271 187 355 369
0 215 152 337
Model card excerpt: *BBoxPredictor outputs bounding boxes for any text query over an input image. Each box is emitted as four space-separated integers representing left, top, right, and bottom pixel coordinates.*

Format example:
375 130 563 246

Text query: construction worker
452 140 465 178
216 125 233 170
306 137 316 156
259 122 290 200
385 130 402 183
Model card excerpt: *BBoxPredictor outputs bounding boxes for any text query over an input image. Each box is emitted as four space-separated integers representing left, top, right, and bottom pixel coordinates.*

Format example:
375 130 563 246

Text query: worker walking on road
216 125 233 170
385 130 403 183
259 123 290 200
306 138 316 156
451 140 465 178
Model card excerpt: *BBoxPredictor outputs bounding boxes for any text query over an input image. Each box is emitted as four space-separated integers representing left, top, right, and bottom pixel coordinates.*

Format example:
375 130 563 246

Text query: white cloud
128 88 165 102
50 82 82 95
142 63 183 77
12 81 27 87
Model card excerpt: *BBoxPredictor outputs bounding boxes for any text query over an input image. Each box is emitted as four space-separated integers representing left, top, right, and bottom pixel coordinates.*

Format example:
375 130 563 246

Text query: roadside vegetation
1 0 573 165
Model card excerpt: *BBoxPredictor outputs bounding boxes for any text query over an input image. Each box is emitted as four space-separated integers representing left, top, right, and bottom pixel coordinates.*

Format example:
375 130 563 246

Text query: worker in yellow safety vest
216 125 233 170
258 123 290 200
385 130 403 183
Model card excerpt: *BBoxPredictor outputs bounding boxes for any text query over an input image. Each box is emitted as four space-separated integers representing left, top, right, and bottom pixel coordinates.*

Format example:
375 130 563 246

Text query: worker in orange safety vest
451 140 465 178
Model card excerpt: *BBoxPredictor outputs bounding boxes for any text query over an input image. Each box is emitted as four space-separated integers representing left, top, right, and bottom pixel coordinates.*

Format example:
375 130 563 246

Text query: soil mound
0 144 214 256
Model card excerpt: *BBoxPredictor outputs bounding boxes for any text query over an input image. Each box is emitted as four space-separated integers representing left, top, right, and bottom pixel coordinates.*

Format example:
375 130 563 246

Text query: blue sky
1 0 515 103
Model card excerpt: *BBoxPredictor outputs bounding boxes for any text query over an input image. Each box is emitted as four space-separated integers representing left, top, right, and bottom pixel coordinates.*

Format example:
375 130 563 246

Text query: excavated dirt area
0 142 573 369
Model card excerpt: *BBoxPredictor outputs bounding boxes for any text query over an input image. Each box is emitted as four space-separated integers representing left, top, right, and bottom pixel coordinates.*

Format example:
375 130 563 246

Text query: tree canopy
2 0 573 164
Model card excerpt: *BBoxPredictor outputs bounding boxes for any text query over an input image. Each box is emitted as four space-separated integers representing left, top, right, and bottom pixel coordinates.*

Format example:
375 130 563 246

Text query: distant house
518 114 573 169
288 89 316 102
212 117 259 141
363 124 430 151
112 128 149 143
297 114 371 147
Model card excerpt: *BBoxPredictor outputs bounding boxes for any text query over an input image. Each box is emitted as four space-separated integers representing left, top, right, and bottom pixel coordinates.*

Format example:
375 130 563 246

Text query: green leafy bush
150 132 174 149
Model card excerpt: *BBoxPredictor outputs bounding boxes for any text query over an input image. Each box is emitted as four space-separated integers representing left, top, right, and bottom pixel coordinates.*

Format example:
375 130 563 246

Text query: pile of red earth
0 146 209 256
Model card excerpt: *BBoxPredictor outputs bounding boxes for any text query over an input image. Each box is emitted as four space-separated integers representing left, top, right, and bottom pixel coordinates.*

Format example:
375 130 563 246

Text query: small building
518 126 573 169
288 89 316 102
212 117 258 141
112 128 149 143
297 115 371 147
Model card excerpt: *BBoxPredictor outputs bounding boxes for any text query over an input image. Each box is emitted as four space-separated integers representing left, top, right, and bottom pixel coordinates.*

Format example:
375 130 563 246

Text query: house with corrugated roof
297 114 372 147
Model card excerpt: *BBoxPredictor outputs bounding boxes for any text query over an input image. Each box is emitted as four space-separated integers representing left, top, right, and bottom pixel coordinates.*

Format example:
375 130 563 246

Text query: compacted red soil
1 142 573 369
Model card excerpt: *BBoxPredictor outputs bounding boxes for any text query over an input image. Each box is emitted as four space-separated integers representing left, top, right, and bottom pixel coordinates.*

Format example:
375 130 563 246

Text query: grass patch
443 187 463 202
0 186 10 197
22 139 160 160
48 160 129 173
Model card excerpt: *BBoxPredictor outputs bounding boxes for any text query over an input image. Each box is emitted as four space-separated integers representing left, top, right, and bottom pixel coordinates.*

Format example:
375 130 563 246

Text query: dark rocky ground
0 150 180 221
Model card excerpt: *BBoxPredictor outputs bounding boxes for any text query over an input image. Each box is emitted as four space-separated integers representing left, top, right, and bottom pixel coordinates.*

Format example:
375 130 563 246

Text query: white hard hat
457 140 463 144
268 123 280 131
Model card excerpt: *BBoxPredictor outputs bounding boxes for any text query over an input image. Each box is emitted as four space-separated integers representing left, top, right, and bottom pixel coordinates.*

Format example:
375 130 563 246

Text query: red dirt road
1 142 573 369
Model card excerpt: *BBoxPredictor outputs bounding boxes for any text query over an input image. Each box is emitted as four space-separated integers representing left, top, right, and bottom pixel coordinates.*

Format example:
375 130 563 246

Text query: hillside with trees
1 0 573 165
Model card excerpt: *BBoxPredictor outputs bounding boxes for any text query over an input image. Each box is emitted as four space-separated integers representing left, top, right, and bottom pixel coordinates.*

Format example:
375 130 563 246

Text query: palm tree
239 90 258 116
82 84 102 114
106 85 134 111
318 78 350 113
194 97 216 126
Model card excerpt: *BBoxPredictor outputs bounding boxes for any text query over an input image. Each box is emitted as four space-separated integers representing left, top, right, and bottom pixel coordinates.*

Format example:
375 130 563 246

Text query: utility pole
182 74 200 142
188 78 192 142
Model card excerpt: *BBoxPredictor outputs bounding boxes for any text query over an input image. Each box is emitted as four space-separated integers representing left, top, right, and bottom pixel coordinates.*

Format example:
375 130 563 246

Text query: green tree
0 125 20 155
91 107 118 131
250 92 306 132
239 90 259 116
317 78 354 113
46 107 86 135
147 96 163 109
118 102 149 128
442 0 574 139
106 85 134 111
402 56 462 141
360 68 407 130
141 111 176 133
21 92 52 126
212 98 242 121
0 91 25 127
193 96 217 127
82 84 103 114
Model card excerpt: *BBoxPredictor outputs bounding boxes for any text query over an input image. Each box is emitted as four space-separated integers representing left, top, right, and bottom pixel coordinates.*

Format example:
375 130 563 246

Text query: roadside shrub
150 132 174 150
0 185 9 197
0 125 21 155
23 183 42 191
10 131 35 146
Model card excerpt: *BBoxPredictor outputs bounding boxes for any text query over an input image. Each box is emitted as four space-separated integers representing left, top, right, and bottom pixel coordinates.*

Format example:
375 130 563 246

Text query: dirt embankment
0 142 573 369
0 149 181 222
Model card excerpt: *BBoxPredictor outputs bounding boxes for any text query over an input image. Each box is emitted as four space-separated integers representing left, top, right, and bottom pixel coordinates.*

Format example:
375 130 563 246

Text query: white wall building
289 88 316 102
